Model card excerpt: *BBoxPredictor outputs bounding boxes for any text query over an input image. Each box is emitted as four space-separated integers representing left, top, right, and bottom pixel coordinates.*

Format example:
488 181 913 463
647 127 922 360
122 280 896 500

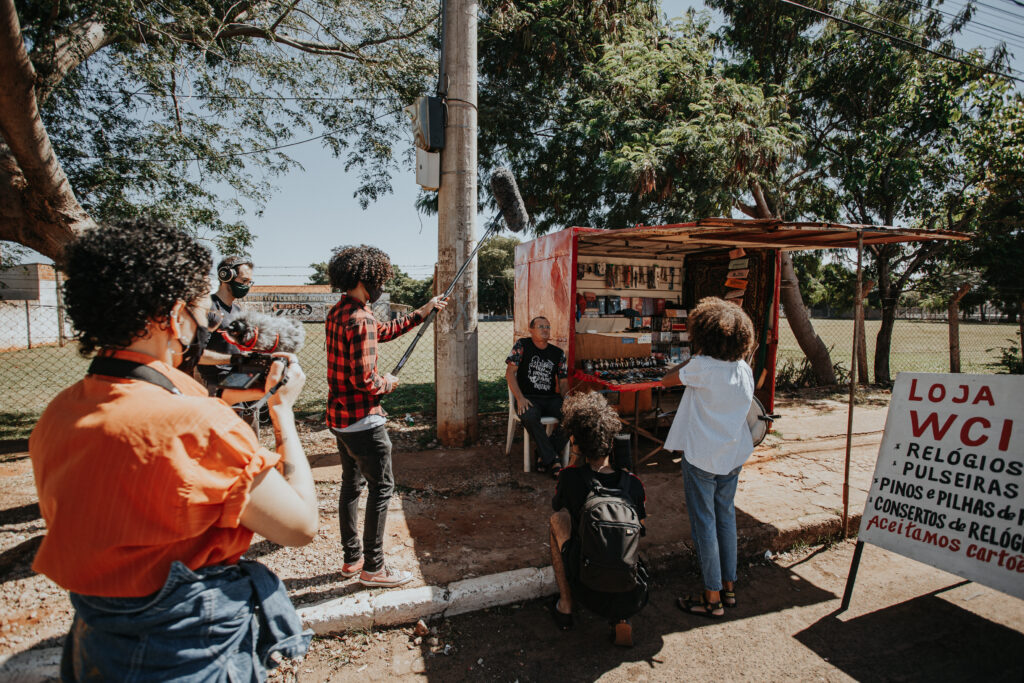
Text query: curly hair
63 218 212 356
560 390 621 463
327 245 393 293
688 297 755 362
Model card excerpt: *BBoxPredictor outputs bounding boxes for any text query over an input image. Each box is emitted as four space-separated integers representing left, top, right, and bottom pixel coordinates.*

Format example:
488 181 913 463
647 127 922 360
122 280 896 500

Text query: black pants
335 425 393 573
519 394 569 467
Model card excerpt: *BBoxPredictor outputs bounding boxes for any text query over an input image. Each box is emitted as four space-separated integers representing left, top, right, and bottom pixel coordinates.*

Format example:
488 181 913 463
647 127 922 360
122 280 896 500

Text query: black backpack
577 469 643 593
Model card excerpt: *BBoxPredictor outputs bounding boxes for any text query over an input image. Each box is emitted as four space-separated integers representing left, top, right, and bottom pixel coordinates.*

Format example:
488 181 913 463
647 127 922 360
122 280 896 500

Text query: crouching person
549 391 648 647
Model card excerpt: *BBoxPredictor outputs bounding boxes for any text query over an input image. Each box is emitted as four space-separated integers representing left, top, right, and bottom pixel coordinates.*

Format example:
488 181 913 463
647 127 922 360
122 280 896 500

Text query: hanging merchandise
726 269 749 279
729 247 746 259
577 263 585 280
724 278 748 290
647 266 655 289
728 257 749 270
724 289 744 302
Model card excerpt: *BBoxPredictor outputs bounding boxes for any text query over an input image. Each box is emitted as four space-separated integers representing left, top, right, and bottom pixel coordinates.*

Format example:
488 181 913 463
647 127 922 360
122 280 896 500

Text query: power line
68 108 404 163
896 0 1024 46
834 0 1024 53
75 87 394 103
779 0 1024 83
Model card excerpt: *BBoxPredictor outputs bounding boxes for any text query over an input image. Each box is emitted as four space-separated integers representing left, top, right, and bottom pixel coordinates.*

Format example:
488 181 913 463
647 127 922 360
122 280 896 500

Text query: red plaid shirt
326 295 423 429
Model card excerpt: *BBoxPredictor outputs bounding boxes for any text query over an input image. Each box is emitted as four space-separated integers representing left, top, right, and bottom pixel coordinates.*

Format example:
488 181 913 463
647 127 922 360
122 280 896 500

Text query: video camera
217 353 287 391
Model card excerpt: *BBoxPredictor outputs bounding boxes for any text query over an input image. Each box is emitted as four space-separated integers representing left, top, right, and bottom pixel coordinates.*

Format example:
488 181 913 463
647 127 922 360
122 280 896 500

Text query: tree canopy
0 0 437 260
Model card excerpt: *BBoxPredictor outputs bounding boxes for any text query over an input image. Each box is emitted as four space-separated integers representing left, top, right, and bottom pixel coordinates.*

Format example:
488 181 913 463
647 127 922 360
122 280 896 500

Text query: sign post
843 373 1024 609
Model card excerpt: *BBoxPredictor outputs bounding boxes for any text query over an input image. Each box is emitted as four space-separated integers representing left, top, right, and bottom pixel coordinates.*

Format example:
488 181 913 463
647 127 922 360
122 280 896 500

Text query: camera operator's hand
265 353 306 409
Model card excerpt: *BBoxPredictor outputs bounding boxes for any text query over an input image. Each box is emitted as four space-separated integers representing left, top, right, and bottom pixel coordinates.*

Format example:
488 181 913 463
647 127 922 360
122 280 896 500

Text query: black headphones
217 257 251 283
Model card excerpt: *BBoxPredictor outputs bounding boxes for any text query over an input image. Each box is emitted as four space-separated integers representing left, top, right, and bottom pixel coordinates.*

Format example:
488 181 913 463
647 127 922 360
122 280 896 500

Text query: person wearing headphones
198 255 261 429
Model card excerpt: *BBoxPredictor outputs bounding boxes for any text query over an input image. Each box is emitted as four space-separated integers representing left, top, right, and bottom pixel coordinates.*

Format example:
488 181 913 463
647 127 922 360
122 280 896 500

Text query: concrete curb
297 511 864 634
0 647 62 683
298 566 556 634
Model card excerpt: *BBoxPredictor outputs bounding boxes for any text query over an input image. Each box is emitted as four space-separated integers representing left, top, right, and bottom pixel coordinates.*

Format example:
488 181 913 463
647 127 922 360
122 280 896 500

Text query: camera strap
88 357 182 395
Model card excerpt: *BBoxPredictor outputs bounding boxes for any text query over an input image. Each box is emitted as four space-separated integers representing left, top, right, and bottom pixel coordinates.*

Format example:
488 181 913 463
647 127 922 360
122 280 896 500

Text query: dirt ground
5 387 1021 681
270 539 1024 682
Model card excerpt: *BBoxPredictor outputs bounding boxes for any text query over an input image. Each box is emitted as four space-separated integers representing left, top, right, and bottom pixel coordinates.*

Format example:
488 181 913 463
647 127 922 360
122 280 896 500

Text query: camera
217 353 280 390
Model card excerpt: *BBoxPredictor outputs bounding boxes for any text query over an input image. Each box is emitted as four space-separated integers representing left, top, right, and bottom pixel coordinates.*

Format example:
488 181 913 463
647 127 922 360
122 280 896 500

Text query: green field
776 318 1020 376
1 317 1017 440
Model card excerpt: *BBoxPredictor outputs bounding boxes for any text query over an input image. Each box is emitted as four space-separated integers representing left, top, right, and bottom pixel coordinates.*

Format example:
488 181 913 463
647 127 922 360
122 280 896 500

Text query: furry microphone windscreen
222 311 306 353
489 167 529 234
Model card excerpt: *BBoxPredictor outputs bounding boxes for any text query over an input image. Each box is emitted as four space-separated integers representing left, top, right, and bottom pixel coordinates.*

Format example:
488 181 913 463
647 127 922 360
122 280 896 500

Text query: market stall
513 218 967 468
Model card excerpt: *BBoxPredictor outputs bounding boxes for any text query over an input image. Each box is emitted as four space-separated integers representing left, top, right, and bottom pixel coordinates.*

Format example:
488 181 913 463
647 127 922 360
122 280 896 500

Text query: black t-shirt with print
506 338 567 397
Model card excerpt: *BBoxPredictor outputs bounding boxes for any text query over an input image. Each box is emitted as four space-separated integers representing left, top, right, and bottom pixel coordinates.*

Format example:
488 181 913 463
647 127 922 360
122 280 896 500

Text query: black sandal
550 462 563 479
549 596 573 630
677 594 724 618
722 588 737 608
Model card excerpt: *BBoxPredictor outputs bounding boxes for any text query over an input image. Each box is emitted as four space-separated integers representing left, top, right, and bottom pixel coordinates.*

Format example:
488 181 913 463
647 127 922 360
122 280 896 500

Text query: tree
796 1 1001 384
386 266 433 307
307 261 330 286
477 235 518 315
709 0 1012 384
479 8 799 230
0 0 437 261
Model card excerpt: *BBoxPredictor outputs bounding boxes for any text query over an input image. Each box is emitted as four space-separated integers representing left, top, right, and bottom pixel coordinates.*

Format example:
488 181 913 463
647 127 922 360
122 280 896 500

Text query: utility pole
435 0 478 446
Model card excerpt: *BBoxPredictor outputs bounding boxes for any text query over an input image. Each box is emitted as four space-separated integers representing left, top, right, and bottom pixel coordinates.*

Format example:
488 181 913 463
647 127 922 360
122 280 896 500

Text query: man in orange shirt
30 219 318 680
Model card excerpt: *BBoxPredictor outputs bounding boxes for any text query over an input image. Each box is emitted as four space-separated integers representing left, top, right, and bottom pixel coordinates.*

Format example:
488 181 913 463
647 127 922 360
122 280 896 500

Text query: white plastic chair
505 388 571 472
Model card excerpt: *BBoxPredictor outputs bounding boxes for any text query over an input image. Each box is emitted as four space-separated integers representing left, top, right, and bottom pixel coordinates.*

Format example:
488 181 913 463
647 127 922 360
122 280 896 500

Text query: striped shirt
326 295 423 429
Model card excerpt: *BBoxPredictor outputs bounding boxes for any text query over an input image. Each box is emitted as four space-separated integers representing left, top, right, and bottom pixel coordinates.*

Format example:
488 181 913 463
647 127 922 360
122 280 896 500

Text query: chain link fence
2 298 1019 439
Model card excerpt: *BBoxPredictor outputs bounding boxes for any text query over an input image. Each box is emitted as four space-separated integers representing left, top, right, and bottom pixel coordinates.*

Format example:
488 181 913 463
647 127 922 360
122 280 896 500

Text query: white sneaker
358 565 413 588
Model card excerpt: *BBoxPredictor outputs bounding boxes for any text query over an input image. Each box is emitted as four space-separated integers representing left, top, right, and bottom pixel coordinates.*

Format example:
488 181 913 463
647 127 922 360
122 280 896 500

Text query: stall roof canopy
573 218 967 258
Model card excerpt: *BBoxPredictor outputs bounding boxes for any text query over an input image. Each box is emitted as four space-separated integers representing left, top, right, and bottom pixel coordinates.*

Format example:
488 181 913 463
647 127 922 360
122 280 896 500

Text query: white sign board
859 373 1024 599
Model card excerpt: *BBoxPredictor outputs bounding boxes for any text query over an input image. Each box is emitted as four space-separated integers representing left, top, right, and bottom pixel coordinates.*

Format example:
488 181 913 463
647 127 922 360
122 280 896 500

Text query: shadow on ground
796 589 1024 682
409 553 836 681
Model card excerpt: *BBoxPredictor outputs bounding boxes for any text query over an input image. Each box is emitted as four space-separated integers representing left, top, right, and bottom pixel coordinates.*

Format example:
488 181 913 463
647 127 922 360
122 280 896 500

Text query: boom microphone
489 167 529 234
390 167 532 375
221 310 306 354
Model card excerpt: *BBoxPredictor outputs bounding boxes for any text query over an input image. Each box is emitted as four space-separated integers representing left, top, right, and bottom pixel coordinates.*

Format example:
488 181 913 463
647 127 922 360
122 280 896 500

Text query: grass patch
778 318 1019 376
0 411 39 442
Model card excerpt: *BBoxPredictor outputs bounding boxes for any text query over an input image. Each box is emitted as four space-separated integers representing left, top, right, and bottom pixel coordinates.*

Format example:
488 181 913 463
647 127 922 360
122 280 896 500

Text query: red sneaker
341 557 364 579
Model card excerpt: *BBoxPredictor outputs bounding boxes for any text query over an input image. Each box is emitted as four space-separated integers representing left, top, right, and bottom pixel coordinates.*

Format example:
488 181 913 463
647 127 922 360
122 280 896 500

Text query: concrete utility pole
435 0 478 446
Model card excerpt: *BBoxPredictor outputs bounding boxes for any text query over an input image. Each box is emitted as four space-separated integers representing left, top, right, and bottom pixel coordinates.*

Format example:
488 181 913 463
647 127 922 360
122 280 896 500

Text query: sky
11 1 1023 283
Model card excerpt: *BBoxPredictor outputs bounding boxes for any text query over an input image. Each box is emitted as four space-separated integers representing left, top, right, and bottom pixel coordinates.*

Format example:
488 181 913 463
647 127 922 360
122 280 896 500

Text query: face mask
229 281 250 298
367 285 384 304
177 310 212 374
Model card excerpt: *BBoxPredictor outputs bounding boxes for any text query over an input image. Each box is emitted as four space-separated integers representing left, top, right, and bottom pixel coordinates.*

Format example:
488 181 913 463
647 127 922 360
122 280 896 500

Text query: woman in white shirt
661 297 756 618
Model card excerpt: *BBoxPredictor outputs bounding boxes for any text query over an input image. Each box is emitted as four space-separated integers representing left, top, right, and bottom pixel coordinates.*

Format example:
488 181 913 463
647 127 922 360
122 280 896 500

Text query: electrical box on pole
406 96 445 152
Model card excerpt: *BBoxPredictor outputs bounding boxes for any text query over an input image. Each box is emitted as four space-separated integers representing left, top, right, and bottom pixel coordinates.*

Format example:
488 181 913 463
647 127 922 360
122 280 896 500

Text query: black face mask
229 281 251 299
367 285 384 304
177 309 212 374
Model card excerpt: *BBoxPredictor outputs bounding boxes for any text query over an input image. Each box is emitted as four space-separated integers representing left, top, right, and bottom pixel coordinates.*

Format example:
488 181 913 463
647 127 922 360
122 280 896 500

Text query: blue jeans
681 458 741 592
62 560 310 682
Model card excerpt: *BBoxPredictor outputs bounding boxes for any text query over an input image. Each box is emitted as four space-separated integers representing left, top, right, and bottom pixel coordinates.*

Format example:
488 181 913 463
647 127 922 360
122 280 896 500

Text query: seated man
505 316 569 476
549 391 648 647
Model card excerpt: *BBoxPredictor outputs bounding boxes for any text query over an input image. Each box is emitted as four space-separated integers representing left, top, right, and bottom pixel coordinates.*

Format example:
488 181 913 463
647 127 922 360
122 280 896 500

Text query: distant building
0 263 70 351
